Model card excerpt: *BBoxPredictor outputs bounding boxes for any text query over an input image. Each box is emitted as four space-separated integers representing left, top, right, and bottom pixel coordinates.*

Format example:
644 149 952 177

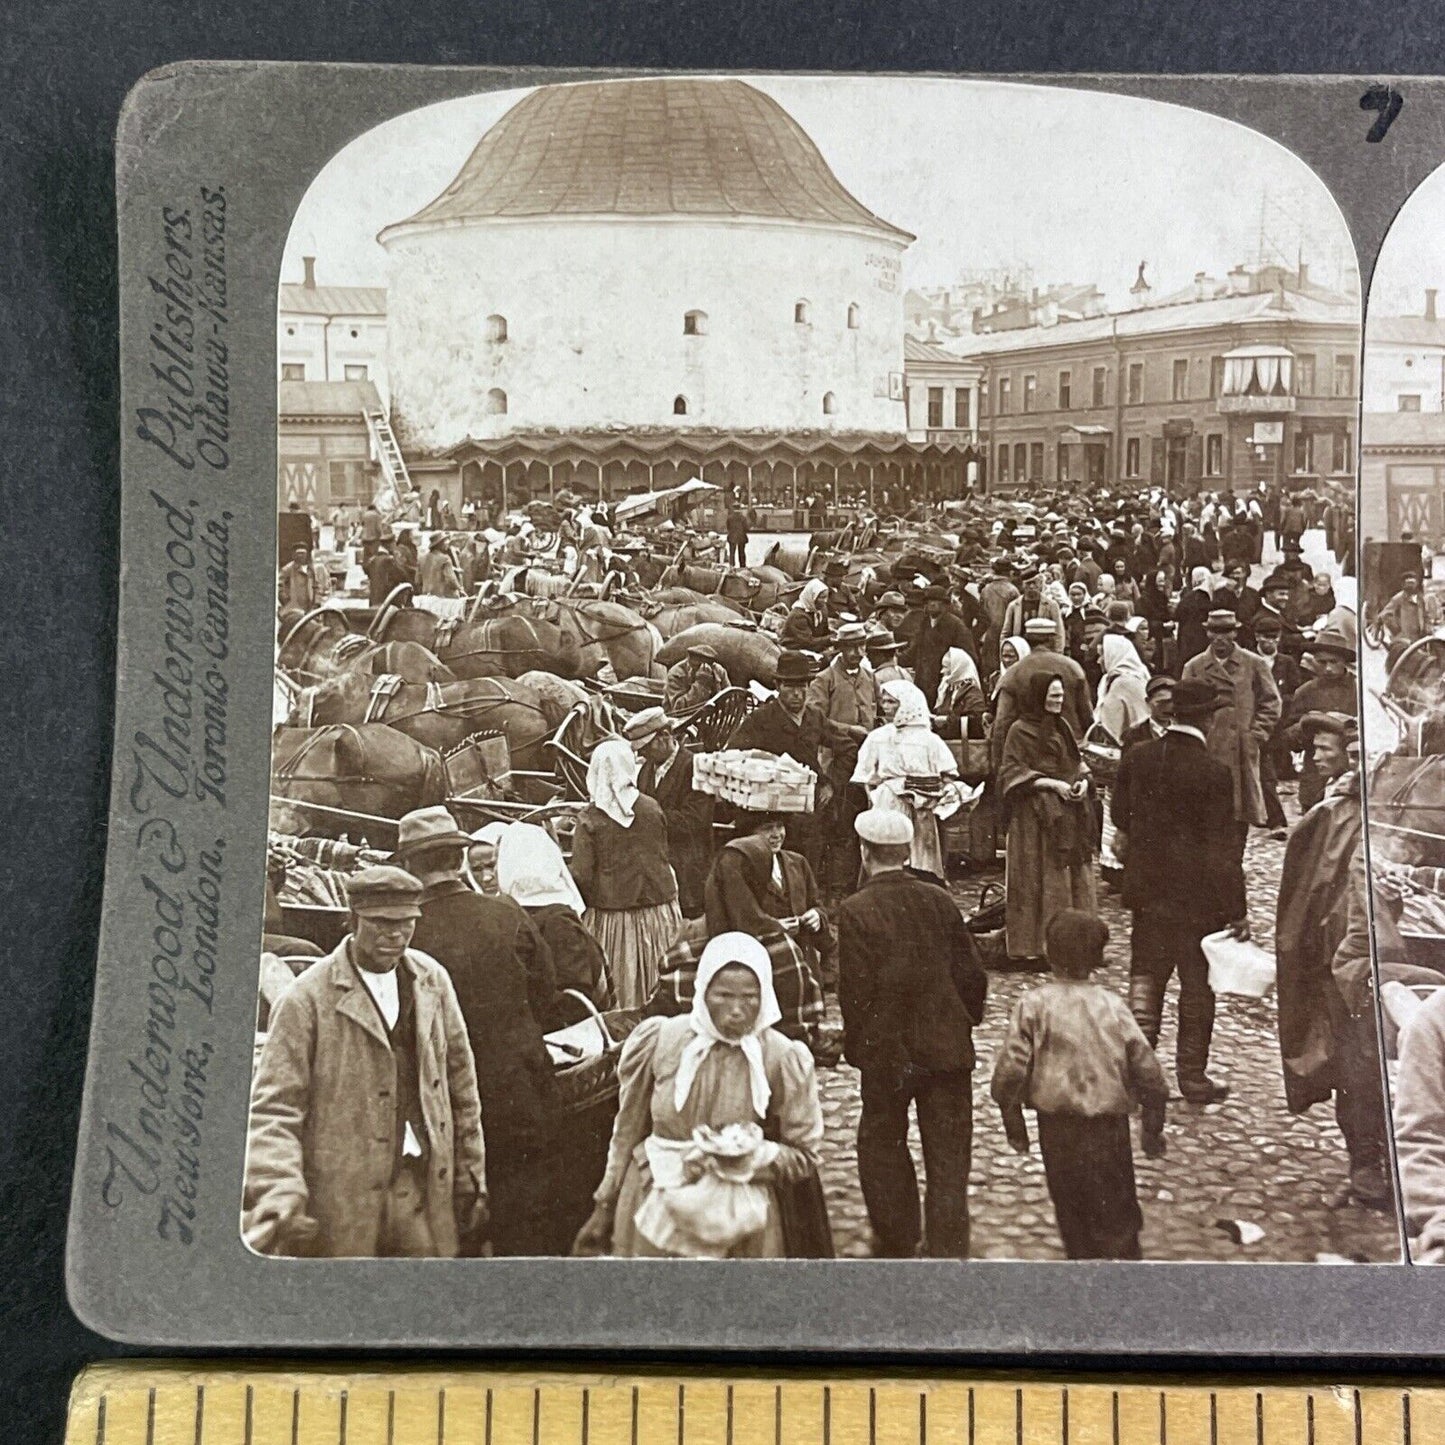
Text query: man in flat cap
1274 711 1393 1206
1111 680 1249 1104
839 809 988 1258
1181 609 1282 850
397 808 565 1255
1121 674 1175 752
809 621 879 889
1001 564 1065 655
627 706 714 917
990 616 1094 774
1283 628 1357 812
663 642 731 717
244 864 487 1259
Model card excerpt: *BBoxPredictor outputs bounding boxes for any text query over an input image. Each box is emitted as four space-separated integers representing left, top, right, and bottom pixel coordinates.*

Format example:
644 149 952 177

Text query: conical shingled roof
379 78 914 244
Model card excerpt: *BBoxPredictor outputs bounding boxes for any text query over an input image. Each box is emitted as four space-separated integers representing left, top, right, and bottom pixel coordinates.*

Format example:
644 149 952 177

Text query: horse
270 723 446 835
483 595 662 681
289 671 556 769
368 604 584 680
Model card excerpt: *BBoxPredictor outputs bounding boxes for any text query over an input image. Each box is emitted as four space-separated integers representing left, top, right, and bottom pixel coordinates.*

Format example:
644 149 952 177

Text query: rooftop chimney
1298 261 1310 287
302 255 317 289
1428 288 1439 322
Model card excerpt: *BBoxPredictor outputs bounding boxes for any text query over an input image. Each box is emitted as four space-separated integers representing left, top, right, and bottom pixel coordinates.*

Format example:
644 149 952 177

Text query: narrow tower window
485 387 508 415
683 310 707 336
673 395 689 416
485 314 508 343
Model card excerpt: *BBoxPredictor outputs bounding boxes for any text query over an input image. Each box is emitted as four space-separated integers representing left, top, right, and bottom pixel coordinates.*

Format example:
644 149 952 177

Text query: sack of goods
1202 929 1276 998
693 748 817 813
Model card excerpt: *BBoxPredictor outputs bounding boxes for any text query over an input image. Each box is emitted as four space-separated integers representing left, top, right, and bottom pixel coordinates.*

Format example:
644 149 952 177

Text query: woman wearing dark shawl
997 672 1098 962
704 812 830 989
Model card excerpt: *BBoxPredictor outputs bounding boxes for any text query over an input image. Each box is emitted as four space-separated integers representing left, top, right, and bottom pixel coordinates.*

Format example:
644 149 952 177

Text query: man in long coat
1111 681 1249 1104
1274 718 1391 1208
627 707 714 918
397 808 565 1256
1180 610 1282 846
906 585 978 705
808 622 878 890
839 810 987 1258
244 866 486 1258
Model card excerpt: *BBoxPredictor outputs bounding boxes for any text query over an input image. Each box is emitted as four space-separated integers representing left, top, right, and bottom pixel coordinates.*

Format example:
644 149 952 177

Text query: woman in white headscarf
570 738 681 1010
934 645 987 729
497 821 611 1010
1093 634 1152 876
572 932 826 1258
778 577 829 649
853 680 964 880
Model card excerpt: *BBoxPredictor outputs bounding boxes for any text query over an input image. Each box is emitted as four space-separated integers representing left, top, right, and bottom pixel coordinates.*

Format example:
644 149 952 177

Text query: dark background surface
6 4 1445 1440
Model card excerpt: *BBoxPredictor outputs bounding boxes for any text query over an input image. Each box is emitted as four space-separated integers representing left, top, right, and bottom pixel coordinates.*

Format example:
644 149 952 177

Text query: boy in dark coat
626 706 714 917
991 910 1168 1259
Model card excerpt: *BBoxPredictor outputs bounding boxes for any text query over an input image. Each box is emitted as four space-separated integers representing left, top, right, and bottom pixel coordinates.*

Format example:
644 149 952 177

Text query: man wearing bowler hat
397 807 565 1256
1111 680 1250 1104
663 641 730 717
729 650 825 872
839 809 988 1258
244 864 487 1259
1181 609 1282 850
626 706 714 918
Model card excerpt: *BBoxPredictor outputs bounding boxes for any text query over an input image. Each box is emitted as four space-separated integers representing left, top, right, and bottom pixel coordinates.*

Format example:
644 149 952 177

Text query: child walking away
990 910 1168 1259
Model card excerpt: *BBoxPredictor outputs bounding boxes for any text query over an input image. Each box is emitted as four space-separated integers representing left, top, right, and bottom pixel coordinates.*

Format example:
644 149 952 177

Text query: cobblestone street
815 801 1404 1263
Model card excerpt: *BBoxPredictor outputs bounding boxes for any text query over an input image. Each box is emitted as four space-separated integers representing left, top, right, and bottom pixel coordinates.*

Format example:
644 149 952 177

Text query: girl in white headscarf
497 821 611 1009
571 738 681 1010
1093 634 1152 877
853 680 965 880
573 932 826 1258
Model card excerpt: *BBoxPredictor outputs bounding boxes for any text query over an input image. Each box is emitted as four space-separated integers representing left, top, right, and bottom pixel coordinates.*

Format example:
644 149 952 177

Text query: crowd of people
249 477 1392 1264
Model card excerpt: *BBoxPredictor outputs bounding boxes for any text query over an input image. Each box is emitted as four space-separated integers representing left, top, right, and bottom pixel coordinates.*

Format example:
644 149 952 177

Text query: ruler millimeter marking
68 1364 1437 1444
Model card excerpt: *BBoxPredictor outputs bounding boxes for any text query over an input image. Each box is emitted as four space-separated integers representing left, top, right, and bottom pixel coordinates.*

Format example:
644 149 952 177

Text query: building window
1029 441 1044 481
1013 442 1027 480
1209 356 1225 398
485 388 508 416
673 395 689 416
343 363 368 381
485 314 508 343
1205 432 1223 476
349 328 359 339
1171 358 1188 402
998 376 1012 413
822 392 837 416
846 303 860 329
1334 354 1355 397
1295 354 1315 396
1126 437 1140 477
1127 362 1144 405
281 363 305 381
1293 431 1313 474
1023 374 1037 413
794 300 810 324
954 388 970 429
1058 370 1071 409
683 309 707 336
328 459 369 505
1400 393 1423 412
285 326 296 337
1092 366 1107 407
925 387 943 428
1333 431 1353 473
997 443 1009 484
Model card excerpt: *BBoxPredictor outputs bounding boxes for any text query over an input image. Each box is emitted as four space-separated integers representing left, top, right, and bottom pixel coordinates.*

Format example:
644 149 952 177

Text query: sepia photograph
245 74 1398 1266
1358 160 1445 1264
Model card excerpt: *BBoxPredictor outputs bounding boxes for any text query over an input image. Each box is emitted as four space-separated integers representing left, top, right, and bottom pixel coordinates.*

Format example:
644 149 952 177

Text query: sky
1367 160 1445 318
282 75 1356 309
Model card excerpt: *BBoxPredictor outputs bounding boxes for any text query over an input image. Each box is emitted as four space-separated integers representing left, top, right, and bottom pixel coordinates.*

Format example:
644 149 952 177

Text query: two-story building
278 257 389 403
949 267 1360 496
902 337 983 490
1364 293 1445 414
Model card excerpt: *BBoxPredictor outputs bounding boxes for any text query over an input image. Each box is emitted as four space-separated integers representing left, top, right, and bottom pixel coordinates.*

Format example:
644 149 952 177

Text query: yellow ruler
64 1364 1439 1444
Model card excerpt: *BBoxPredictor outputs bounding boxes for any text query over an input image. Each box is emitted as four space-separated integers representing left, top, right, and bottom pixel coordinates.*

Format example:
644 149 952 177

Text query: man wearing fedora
1181 610 1282 850
1283 629 1358 813
1111 680 1250 1104
809 622 879 890
397 807 564 1256
662 642 730 717
626 706 714 918
869 589 909 644
729 650 825 871
244 865 487 1259
864 630 909 688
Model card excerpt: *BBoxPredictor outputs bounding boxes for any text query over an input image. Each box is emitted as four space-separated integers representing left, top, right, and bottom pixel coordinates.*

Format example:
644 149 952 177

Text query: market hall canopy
613 478 720 522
